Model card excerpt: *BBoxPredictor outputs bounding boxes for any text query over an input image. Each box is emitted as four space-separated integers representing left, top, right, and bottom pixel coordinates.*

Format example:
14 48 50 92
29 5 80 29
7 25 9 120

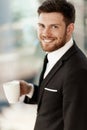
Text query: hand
19 80 32 96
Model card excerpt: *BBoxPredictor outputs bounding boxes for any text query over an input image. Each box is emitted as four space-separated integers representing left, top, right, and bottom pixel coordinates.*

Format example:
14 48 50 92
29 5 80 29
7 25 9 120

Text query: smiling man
13 0 87 130
37 12 74 52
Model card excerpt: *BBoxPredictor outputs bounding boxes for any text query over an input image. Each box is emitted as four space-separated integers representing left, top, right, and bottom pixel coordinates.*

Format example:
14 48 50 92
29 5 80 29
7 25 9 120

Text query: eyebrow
38 23 61 26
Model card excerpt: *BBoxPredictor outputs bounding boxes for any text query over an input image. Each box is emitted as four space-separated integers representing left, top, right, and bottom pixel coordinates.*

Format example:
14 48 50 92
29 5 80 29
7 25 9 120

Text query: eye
38 23 45 29
51 25 59 29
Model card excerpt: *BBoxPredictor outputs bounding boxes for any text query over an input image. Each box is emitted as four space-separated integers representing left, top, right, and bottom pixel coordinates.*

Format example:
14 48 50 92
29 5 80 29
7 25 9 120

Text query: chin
42 48 55 52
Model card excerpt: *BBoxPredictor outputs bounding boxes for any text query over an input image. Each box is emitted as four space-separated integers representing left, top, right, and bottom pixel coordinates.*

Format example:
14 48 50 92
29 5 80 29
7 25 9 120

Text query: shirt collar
47 38 73 64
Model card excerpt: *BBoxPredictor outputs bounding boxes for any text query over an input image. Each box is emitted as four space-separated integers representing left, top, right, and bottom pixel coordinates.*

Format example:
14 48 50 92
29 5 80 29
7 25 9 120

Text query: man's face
37 12 74 52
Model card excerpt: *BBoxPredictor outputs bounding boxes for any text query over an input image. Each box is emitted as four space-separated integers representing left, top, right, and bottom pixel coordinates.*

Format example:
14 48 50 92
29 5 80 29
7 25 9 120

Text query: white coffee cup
3 80 20 104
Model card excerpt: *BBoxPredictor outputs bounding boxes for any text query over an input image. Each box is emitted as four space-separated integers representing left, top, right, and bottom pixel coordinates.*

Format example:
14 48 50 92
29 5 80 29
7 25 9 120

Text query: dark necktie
39 55 48 86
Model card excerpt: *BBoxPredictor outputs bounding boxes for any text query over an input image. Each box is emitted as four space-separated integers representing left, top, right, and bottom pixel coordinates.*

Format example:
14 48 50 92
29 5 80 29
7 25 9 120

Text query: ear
67 23 74 35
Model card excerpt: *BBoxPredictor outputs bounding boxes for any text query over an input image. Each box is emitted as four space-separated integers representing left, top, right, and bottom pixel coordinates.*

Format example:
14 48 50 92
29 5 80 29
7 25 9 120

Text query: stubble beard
40 33 67 52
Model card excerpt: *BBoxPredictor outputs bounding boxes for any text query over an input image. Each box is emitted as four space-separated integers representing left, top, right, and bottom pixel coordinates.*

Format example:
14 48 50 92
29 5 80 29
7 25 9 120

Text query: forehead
38 12 65 24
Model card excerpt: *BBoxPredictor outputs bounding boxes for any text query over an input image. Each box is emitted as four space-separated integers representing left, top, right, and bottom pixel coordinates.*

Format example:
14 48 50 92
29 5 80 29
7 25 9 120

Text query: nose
42 27 51 36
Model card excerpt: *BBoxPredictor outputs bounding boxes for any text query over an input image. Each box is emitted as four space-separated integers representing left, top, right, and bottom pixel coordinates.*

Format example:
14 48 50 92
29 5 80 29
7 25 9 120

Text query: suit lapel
40 60 63 88
37 59 63 112
37 42 78 111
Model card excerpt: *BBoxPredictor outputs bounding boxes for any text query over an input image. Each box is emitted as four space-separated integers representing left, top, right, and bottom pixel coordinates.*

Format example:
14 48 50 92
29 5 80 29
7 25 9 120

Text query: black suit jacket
24 42 87 130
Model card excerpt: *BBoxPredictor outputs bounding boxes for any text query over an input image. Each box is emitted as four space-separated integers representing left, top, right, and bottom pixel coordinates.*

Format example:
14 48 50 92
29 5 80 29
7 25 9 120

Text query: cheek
57 31 66 39
53 30 62 38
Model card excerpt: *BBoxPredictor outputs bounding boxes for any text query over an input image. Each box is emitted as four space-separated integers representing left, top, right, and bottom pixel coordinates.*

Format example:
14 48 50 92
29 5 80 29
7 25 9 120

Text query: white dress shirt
44 38 73 78
23 38 73 99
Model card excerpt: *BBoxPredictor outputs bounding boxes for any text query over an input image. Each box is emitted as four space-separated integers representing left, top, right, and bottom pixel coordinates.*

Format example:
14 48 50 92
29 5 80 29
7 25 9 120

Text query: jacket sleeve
63 69 87 130
24 85 39 104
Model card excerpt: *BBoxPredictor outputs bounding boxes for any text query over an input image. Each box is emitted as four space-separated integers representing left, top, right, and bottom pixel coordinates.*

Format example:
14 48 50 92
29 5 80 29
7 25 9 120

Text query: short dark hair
37 0 75 26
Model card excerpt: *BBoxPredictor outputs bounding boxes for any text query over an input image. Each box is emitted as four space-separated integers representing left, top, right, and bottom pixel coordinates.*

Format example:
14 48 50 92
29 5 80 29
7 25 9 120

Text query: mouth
44 39 52 43
42 38 55 43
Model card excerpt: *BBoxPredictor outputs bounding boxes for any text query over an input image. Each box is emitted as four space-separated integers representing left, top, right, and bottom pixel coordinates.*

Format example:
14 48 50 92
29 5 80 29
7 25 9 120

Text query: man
20 0 87 130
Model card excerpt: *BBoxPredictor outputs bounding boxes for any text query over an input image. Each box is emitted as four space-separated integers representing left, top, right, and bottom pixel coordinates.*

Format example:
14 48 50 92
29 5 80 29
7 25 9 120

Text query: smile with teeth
43 39 54 43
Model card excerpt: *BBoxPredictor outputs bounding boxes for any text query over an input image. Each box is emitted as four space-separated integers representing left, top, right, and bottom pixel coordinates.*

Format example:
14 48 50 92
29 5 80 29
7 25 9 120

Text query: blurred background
0 0 87 130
